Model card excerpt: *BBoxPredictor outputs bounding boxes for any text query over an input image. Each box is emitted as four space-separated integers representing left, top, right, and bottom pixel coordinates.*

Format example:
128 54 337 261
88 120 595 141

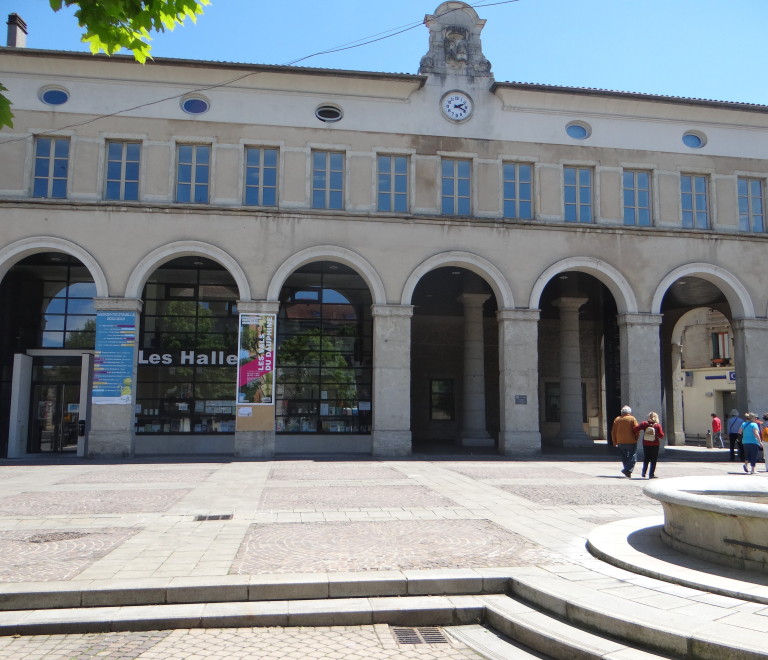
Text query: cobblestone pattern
258 486 457 510
0 626 479 659
501 484 659 507
442 465 591 480
57 469 216 485
0 489 190 516
637 466 735 479
269 466 408 481
0 528 138 582
231 519 567 573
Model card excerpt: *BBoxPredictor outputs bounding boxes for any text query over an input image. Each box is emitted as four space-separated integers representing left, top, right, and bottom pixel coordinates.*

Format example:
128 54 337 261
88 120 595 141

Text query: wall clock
441 91 473 122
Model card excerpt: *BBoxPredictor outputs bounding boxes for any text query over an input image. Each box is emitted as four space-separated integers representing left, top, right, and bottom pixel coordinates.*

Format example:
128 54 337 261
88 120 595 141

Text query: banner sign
236 313 276 405
92 311 136 405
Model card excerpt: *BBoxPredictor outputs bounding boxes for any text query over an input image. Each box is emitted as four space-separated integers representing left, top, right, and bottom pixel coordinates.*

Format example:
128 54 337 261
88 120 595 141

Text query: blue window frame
564 167 592 223
244 147 278 206
377 156 408 212
623 171 651 226
33 138 69 199
176 144 210 204
442 159 470 215
503 163 532 219
681 175 708 229
105 142 140 201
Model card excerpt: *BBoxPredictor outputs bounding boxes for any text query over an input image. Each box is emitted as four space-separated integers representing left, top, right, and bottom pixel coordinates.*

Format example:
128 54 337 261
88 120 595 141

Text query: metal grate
194 514 233 522
392 627 448 645
27 532 89 544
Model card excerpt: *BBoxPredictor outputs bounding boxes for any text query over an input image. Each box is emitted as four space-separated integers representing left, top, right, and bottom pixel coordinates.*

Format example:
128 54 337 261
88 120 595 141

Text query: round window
182 97 209 115
316 105 343 123
682 132 704 148
40 88 69 106
566 122 590 140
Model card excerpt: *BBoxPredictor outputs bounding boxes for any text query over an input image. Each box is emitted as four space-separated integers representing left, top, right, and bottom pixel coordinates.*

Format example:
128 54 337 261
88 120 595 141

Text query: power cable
0 0 520 145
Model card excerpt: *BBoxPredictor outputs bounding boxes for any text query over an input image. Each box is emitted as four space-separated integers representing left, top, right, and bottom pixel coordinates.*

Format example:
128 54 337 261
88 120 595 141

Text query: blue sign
92 312 136 405
729 371 736 381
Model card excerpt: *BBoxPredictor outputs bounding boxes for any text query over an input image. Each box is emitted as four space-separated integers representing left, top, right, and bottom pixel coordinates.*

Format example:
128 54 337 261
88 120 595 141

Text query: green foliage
0 84 12 130
63 318 96 348
49 0 210 63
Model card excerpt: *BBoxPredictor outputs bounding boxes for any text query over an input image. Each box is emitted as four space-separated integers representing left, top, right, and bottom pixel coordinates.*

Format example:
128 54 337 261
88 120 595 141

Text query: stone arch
528 257 638 314
0 236 109 297
267 246 387 304
671 307 717 345
400 251 514 308
651 263 754 319
125 241 251 300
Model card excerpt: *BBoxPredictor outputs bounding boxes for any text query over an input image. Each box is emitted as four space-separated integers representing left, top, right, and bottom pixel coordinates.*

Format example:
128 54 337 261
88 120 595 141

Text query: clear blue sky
4 0 766 105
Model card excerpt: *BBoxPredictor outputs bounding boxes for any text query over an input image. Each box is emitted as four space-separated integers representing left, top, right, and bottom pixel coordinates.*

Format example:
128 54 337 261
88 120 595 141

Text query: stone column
618 314 663 450
88 298 142 458
371 304 413 456
670 343 685 446
553 297 592 447
497 309 541 456
233 300 279 458
732 318 768 416
457 293 493 446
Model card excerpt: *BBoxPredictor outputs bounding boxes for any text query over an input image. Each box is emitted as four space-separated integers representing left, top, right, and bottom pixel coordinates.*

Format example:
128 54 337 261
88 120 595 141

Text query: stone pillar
618 314 663 449
371 304 413 456
233 300 278 458
553 297 592 447
497 309 541 456
457 293 493 446
88 298 142 458
732 318 768 416
670 343 685 446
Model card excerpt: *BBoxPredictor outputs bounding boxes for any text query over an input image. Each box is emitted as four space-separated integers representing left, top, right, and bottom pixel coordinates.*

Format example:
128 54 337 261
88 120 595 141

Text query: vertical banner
92 311 136 405
236 314 276 406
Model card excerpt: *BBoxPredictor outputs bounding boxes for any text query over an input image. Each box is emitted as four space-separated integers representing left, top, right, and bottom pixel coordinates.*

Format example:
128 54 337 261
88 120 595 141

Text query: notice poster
92 311 136 405
236 313 276 405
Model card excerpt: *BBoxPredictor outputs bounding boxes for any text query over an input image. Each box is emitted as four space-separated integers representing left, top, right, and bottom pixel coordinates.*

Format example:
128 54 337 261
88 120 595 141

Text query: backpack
643 426 656 443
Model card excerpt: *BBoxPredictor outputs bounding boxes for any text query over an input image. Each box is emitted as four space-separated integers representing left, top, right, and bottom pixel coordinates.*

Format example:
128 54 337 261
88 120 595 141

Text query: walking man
727 409 745 462
711 413 723 448
612 405 639 478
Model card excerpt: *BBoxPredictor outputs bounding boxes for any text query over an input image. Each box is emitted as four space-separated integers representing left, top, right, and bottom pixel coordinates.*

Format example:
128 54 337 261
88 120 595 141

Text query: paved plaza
0 455 762 658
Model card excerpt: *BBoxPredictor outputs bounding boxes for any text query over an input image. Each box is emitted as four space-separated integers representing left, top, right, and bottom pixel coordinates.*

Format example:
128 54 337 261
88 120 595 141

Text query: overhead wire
0 0 520 145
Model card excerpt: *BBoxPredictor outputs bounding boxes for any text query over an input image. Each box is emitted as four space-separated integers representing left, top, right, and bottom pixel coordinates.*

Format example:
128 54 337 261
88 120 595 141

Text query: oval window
566 123 589 139
182 98 209 115
682 132 704 148
41 88 69 106
316 105 343 123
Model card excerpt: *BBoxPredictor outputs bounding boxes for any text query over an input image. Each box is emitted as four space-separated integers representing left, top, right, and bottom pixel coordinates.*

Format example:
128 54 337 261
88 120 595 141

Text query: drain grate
392 627 448 645
194 514 232 521
27 532 89 544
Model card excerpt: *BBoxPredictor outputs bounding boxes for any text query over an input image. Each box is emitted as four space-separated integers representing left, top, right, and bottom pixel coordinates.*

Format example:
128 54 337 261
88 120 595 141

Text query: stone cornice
93 297 143 312
617 313 664 326
371 304 414 317
237 300 280 314
496 309 540 322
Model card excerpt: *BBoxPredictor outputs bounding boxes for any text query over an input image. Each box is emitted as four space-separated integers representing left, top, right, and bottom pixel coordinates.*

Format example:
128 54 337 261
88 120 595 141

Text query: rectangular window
176 144 210 204
564 167 592 223
442 159 470 215
429 379 454 421
681 174 708 229
623 171 651 226
312 151 344 209
712 332 731 360
33 138 69 199
738 178 764 232
244 147 278 206
377 155 408 212
503 163 533 219
105 141 140 201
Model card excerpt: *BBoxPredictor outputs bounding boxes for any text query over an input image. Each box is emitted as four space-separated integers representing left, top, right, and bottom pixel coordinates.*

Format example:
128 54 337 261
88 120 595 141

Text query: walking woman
740 413 761 474
634 412 664 479
727 409 745 462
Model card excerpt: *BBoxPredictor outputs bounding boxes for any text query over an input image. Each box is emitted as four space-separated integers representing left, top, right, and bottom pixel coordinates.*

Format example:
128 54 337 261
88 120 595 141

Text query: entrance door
28 358 81 453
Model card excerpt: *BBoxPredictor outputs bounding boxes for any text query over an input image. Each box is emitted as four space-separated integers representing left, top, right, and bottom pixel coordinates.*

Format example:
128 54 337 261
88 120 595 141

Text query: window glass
105 142 141 201
312 151 344 210
563 167 592 223
441 158 470 215
276 261 372 435
623 171 651 226
176 145 209 204
137 258 239 435
737 178 764 232
33 138 69 199
503 163 533 219
244 147 278 206
681 175 708 229
377 155 408 212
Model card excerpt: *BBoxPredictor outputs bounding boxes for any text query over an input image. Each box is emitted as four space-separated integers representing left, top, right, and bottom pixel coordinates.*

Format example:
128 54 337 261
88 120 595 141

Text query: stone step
446 624 556 660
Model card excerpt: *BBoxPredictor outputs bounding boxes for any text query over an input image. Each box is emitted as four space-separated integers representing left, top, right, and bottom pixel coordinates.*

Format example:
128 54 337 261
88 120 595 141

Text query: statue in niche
444 26 469 66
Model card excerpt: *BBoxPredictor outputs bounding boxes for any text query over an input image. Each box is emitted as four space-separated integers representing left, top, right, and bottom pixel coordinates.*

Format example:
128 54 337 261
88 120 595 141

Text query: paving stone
269 466 408 481
231 520 568 574
501 484 659 507
56 470 216 485
442 465 592 480
0 489 190 516
258 486 457 510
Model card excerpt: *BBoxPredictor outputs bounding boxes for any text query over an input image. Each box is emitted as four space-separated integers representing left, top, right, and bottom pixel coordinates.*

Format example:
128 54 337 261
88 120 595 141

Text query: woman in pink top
634 412 665 479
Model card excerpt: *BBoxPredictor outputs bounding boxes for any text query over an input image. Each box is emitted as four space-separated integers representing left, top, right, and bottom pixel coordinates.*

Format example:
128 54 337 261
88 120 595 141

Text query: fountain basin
644 476 768 574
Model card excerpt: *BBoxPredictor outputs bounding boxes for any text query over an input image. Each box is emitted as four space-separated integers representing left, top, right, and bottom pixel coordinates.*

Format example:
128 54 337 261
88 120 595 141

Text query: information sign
236 314 277 405
92 312 136 405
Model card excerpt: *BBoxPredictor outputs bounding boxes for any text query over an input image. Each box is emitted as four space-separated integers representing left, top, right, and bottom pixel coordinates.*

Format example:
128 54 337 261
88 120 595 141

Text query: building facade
1 2 768 459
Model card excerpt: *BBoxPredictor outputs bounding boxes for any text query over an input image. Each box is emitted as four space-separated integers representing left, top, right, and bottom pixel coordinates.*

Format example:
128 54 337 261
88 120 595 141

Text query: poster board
236 313 276 431
92 311 135 405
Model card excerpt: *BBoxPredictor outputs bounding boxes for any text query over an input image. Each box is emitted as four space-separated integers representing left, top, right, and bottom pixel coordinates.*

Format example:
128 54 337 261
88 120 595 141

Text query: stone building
1 3 767 459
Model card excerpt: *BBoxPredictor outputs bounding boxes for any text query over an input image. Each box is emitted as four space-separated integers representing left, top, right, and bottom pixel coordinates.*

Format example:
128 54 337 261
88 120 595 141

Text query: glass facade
136 257 239 435
276 261 372 434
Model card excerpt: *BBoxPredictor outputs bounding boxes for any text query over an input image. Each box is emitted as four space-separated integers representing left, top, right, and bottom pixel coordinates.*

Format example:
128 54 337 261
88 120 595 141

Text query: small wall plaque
515 395 527 405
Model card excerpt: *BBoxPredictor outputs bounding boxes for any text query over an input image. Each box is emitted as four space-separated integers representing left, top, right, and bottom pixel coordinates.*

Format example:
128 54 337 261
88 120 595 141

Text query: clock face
442 92 472 121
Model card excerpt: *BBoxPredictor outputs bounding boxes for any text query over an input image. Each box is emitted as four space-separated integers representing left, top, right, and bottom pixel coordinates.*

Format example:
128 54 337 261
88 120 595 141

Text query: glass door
28 357 81 453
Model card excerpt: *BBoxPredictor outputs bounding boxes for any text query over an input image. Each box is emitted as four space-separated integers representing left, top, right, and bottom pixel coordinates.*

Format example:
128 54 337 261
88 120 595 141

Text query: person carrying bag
634 412 664 479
